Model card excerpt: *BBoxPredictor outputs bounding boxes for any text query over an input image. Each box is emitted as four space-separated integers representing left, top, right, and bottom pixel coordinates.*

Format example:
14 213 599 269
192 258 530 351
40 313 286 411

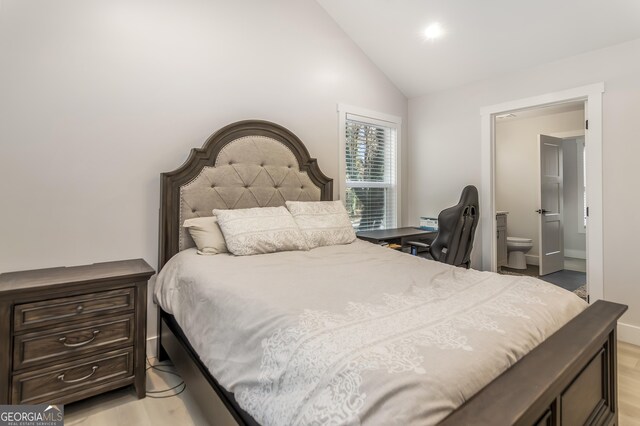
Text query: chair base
507 252 528 269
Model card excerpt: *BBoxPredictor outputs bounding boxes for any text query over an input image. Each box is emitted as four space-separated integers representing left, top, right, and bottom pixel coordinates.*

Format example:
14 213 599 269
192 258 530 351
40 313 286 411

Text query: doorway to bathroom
493 102 588 300
481 83 604 303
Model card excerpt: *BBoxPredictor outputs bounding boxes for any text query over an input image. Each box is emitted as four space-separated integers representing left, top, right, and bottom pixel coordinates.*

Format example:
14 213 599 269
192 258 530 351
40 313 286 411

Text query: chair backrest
429 185 480 267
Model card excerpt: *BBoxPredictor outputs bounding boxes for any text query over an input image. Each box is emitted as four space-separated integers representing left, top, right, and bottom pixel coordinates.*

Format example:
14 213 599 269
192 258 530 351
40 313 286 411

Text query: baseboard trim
147 336 158 359
618 322 640 346
525 254 539 266
524 253 587 266
564 249 586 259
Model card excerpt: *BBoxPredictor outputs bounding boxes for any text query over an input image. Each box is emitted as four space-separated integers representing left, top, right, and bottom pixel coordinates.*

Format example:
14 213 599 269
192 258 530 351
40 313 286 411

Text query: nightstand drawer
11 348 134 405
13 314 135 370
14 288 135 331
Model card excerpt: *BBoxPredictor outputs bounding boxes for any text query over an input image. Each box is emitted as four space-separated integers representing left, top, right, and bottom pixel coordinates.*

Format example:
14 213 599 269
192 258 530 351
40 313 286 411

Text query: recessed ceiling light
424 23 444 40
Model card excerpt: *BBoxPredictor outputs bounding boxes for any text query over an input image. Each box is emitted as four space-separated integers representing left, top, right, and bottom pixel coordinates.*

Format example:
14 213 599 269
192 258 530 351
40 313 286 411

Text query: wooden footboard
158 300 627 426
440 300 627 426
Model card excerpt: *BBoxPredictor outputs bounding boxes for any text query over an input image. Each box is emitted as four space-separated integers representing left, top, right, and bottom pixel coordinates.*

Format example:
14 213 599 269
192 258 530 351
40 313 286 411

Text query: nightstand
0 259 154 405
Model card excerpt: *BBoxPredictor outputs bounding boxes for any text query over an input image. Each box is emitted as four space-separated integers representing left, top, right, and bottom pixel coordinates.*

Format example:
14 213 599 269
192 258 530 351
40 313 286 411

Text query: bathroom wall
495 109 584 263
562 137 587 259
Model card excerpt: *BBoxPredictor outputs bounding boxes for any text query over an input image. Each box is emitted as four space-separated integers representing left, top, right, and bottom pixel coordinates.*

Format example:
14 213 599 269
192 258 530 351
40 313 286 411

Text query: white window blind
344 113 398 231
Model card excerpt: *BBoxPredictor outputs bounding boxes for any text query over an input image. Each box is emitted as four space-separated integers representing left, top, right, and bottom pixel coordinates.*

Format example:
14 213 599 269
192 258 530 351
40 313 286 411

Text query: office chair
408 185 479 269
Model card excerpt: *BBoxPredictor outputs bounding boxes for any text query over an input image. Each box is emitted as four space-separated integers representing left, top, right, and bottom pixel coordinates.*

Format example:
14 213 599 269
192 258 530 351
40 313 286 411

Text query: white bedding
154 239 587 425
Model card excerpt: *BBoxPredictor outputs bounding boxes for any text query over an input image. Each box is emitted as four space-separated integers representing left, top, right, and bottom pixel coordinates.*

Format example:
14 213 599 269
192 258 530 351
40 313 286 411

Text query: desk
356 227 436 248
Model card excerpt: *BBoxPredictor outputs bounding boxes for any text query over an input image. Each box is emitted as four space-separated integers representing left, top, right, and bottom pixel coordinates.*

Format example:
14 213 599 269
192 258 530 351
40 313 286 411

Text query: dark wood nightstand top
0 259 155 294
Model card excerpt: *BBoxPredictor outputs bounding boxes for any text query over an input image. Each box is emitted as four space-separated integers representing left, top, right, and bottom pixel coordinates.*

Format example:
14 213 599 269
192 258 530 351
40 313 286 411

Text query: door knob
536 209 548 214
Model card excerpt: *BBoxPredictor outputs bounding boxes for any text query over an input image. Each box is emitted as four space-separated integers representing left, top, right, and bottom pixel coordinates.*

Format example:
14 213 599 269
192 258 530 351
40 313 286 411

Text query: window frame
337 104 402 230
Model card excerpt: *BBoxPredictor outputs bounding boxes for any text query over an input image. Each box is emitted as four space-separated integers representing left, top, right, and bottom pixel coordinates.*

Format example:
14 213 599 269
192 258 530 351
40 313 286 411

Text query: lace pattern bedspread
154 240 586 425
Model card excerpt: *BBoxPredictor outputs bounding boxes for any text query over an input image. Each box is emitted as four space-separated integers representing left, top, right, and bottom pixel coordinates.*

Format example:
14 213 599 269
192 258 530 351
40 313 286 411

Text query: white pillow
183 217 228 255
285 201 356 249
213 206 308 256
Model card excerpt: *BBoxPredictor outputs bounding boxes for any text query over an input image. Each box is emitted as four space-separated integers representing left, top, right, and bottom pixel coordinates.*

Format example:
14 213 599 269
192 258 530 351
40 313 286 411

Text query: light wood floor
619 341 640 426
64 358 210 425
65 343 640 425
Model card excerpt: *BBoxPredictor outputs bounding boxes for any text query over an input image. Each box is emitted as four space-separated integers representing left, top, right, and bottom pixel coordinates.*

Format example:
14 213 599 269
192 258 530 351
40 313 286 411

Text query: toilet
506 237 534 269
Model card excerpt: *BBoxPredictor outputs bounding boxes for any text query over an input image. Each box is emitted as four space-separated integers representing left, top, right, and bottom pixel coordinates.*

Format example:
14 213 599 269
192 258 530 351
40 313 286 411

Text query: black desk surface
356 227 436 243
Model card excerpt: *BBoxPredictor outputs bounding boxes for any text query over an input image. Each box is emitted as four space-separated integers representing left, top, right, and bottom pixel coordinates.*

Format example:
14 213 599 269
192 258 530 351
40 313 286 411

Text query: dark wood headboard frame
158 120 333 270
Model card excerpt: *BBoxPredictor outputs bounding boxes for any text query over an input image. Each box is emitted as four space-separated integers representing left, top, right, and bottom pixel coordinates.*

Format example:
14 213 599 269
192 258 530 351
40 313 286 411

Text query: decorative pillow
183 217 228 255
285 200 356 249
213 206 308 256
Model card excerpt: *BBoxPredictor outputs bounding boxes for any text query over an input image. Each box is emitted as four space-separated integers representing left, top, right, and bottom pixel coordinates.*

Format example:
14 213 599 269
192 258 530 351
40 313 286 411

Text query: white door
538 134 564 275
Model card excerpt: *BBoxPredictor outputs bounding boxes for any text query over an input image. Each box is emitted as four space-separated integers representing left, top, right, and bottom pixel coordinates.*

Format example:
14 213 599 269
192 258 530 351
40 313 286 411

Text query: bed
155 120 627 425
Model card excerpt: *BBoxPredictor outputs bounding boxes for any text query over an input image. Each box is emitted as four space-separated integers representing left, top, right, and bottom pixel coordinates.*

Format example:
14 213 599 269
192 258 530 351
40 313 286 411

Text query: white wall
0 0 407 343
495 110 584 260
408 38 640 337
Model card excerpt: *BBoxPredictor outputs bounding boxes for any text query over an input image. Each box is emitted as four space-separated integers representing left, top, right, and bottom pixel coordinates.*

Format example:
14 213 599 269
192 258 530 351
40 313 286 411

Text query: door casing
480 83 604 302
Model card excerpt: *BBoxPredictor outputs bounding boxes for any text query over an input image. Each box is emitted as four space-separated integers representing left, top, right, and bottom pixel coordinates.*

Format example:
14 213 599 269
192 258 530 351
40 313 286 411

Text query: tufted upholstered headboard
159 120 333 269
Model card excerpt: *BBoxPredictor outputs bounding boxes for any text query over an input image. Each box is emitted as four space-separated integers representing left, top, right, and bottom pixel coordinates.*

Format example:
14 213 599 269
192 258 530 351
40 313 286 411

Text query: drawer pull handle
76 305 84 313
59 330 100 347
57 365 99 384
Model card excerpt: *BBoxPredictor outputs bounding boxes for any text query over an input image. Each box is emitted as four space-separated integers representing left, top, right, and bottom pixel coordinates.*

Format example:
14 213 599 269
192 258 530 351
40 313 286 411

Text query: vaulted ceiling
317 0 640 97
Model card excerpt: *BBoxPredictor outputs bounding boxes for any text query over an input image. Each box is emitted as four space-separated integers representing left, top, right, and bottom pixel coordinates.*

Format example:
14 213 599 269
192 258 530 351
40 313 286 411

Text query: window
338 106 401 231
